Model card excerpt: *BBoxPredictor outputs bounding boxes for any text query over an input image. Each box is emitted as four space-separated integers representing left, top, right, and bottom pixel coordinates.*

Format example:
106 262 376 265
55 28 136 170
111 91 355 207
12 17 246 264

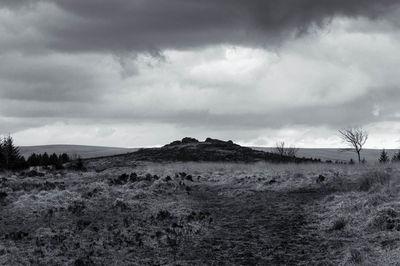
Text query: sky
1 0 400 148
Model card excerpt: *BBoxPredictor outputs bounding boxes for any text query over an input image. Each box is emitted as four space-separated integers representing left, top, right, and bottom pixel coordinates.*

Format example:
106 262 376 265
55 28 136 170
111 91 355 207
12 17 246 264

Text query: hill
104 137 320 163
19 145 138 159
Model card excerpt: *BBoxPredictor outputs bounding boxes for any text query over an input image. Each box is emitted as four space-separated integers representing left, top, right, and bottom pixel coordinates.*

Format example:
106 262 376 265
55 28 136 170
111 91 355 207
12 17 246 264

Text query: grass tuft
358 171 391 192
344 248 364 265
331 217 347 231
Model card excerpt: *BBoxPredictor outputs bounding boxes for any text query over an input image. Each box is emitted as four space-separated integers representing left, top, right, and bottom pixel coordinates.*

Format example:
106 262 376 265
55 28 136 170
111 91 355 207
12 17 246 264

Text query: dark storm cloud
1 0 399 53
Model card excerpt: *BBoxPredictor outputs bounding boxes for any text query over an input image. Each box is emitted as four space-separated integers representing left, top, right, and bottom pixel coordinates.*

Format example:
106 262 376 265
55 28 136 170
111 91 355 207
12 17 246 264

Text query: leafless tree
275 141 299 158
275 141 286 156
286 145 299 158
338 127 368 163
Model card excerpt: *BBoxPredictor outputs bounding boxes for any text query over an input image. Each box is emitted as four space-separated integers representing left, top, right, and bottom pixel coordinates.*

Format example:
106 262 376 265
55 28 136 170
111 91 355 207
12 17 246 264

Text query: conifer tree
41 152 50 166
27 153 40 167
379 149 389 164
0 135 25 170
59 153 70 163
49 153 59 166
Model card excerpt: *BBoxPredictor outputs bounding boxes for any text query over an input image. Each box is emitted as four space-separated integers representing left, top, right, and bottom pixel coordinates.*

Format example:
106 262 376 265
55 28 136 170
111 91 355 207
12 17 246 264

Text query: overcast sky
1 0 400 148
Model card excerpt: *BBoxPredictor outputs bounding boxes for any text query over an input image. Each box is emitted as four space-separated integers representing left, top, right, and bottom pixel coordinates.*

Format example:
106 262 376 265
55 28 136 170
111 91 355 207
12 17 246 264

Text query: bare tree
275 141 286 156
338 127 368 163
275 141 299 158
286 145 299 158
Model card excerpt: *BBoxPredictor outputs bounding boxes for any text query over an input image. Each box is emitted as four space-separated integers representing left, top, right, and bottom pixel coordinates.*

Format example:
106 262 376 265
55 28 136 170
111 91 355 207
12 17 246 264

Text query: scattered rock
179 172 187 178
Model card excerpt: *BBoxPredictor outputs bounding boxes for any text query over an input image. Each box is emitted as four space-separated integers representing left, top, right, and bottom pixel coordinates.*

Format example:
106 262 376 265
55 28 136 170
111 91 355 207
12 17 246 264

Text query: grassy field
0 161 399 265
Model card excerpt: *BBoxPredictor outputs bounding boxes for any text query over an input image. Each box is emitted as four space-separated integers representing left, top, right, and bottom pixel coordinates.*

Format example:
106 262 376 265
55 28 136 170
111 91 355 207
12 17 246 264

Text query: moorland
0 138 399 265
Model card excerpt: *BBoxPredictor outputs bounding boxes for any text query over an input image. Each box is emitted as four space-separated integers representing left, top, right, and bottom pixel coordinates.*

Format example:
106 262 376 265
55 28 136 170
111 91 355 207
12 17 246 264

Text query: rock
179 172 187 178
205 138 228 144
165 140 182 146
181 137 199 144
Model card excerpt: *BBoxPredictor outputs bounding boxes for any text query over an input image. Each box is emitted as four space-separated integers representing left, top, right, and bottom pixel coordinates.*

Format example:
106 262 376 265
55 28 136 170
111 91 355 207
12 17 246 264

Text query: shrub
358 171 391 191
369 207 400 231
70 157 86 171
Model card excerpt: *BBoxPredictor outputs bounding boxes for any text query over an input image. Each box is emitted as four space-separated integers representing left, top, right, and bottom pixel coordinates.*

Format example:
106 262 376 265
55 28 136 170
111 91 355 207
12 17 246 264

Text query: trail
181 183 341 265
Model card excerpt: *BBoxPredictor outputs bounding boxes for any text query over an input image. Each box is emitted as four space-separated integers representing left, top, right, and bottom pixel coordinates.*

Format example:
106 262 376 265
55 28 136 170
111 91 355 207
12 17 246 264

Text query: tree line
26 152 70 169
0 135 70 170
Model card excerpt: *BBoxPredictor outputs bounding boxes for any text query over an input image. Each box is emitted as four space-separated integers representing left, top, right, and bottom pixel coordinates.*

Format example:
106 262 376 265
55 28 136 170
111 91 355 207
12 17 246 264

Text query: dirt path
180 183 341 265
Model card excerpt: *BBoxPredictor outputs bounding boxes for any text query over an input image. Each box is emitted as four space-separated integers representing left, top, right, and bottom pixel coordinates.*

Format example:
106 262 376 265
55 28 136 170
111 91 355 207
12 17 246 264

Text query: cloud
1 0 400 54
2 26 400 131
0 53 118 102
1 1 400 147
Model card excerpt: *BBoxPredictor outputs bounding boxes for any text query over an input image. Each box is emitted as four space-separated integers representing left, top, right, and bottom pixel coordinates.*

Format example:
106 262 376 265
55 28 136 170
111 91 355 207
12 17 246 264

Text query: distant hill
19 145 138 159
253 147 399 163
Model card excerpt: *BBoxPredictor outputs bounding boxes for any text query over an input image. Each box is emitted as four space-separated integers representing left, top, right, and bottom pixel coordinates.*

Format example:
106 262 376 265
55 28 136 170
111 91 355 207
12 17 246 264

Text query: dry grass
0 161 400 264
109 161 400 264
